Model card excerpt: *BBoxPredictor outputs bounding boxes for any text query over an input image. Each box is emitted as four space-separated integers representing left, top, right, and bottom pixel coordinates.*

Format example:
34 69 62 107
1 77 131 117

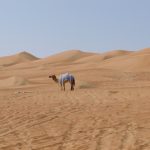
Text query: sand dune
101 49 132 59
99 48 150 71
75 54 104 63
0 76 30 87
133 47 150 55
37 50 96 64
76 50 132 63
0 48 150 150
0 51 39 67
3 50 95 71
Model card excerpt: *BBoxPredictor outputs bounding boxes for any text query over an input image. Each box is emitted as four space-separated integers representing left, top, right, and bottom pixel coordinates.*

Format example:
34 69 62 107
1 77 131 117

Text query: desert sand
0 48 150 150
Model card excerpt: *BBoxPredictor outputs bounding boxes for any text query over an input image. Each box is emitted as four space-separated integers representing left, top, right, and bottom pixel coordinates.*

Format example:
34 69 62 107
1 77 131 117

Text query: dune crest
101 49 133 59
134 48 150 55
75 50 132 63
40 49 96 64
0 51 39 67
98 48 150 71
16 51 39 61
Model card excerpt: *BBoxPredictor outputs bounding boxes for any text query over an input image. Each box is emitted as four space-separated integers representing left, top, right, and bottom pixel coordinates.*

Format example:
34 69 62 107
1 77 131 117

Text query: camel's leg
71 81 74 91
60 84 63 91
63 83 65 91
71 85 74 91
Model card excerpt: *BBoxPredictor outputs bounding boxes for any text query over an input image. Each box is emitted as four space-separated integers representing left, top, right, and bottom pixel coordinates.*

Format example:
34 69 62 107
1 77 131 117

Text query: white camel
49 73 75 91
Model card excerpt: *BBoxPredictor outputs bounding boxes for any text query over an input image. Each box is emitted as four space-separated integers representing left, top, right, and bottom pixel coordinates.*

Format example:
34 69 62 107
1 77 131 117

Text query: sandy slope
0 76 29 87
37 50 96 64
98 48 150 71
0 49 150 150
75 50 132 63
0 51 39 67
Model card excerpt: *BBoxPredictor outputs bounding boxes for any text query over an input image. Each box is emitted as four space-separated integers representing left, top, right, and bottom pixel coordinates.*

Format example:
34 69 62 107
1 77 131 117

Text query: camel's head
49 74 56 80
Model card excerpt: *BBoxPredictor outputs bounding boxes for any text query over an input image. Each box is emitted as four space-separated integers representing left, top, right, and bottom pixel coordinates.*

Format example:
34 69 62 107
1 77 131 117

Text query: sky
0 0 150 57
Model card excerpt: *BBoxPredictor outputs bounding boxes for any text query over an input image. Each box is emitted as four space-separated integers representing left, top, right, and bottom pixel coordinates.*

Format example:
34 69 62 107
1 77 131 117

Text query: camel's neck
52 77 58 83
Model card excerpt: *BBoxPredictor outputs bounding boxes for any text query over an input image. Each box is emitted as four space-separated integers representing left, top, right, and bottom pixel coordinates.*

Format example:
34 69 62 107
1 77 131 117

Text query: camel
49 73 75 91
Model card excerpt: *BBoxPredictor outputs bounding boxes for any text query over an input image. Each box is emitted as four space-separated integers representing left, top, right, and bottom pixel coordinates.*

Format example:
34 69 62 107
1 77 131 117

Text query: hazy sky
0 0 150 57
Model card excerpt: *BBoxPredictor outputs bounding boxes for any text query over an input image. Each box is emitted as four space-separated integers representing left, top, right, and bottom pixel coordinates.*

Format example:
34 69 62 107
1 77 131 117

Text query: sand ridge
0 51 39 67
35 49 96 65
99 48 150 71
75 50 132 63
